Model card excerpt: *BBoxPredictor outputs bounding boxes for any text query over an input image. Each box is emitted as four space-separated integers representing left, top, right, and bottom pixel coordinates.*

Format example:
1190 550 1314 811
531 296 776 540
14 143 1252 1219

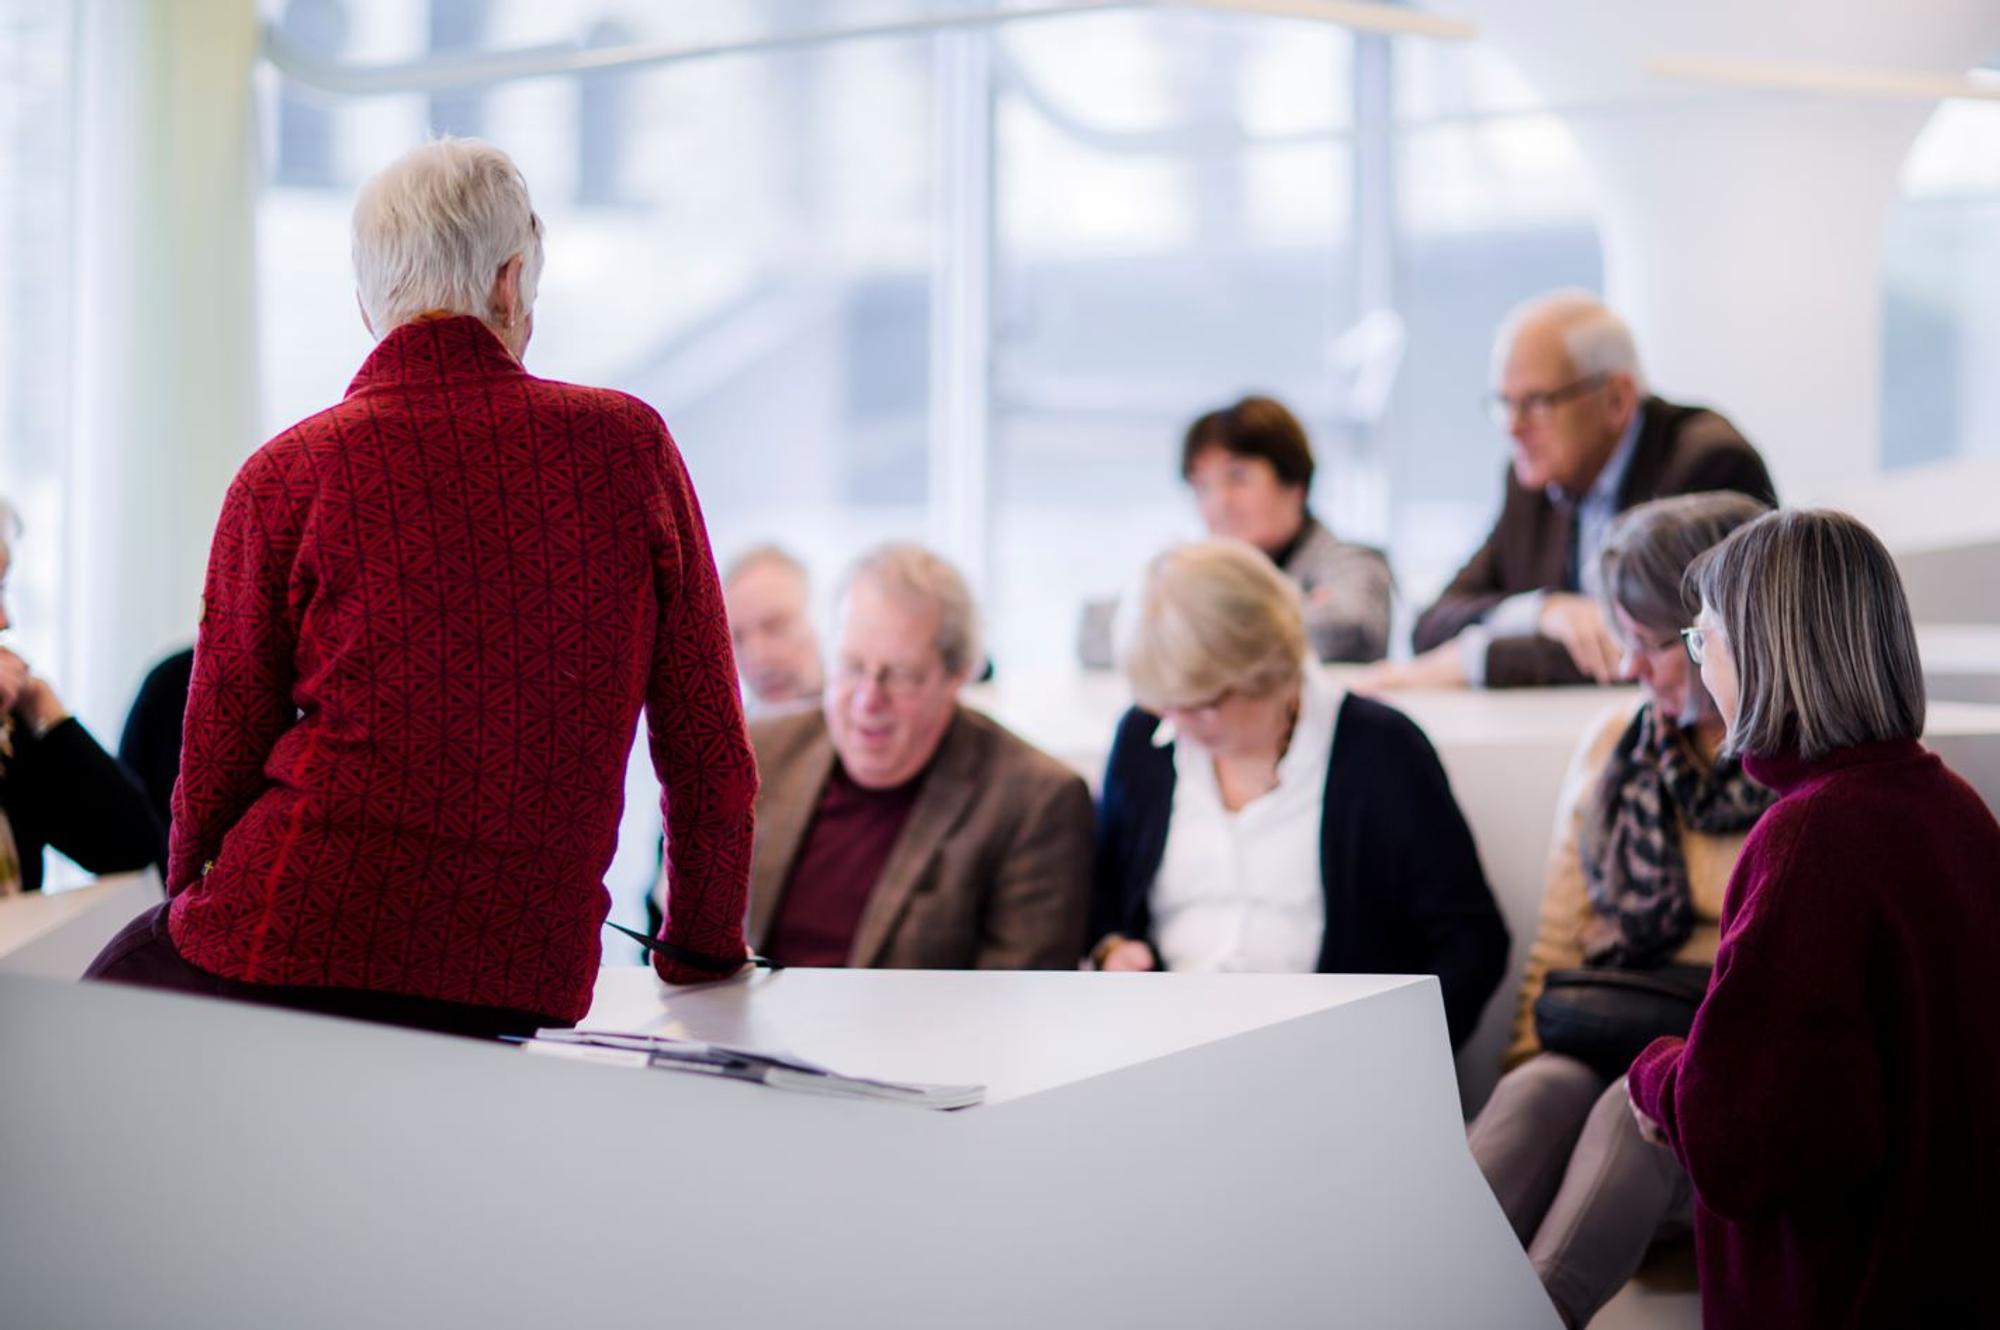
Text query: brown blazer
746 705 1094 969
1412 396 1777 687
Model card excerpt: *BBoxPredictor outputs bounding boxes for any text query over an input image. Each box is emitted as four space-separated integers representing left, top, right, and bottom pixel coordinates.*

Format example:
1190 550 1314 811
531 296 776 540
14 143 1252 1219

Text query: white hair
351 138 545 335
1492 289 1648 394
837 543 983 679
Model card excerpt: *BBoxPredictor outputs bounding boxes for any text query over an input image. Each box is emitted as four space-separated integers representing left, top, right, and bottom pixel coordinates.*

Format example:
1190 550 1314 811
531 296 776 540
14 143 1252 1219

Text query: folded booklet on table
512 1029 985 1111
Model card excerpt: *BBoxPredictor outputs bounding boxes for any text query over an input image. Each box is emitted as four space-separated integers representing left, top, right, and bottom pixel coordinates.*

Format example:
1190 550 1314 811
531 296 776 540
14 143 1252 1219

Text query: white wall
1470 0 2000 506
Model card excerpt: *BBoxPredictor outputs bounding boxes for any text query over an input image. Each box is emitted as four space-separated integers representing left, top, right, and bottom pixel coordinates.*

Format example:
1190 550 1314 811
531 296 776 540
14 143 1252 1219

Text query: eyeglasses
832 658 937 700
1680 626 1709 665
1484 374 1608 429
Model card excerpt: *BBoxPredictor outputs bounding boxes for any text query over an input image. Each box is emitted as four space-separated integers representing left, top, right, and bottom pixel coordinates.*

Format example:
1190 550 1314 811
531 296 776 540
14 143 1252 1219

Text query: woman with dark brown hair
1078 395 1393 667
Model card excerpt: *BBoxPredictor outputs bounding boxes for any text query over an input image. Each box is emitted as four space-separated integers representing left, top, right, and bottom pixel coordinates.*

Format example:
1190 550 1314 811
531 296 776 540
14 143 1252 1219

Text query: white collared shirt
1148 663 1343 973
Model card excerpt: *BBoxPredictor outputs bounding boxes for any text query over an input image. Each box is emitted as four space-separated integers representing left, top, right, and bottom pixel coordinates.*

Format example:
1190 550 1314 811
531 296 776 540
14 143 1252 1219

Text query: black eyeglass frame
1484 373 1610 428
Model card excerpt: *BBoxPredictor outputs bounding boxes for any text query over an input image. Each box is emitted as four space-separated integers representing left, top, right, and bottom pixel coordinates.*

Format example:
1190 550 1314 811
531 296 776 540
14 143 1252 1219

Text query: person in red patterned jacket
85 139 757 1035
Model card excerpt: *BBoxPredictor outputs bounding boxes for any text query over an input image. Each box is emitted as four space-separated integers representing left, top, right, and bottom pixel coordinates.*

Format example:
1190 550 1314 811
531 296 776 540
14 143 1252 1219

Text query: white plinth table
0 871 161 979
1 965 1558 1329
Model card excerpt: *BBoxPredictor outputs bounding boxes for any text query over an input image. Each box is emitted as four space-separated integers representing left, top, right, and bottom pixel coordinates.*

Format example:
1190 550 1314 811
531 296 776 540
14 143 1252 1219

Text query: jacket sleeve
167 452 308 896
642 413 758 984
9 718 161 879
1628 803 1887 1219
1298 544 1394 665
976 771 1095 970
1482 635 1591 689
1382 714 1510 1051
1412 525 1508 655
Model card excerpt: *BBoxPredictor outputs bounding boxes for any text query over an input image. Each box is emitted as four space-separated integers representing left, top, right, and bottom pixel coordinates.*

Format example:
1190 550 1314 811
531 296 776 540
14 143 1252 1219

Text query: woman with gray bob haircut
1625 509 2000 1329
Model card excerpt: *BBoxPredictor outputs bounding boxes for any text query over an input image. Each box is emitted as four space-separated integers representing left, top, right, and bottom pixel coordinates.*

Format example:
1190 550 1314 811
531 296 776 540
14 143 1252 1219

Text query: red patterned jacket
165 316 755 1023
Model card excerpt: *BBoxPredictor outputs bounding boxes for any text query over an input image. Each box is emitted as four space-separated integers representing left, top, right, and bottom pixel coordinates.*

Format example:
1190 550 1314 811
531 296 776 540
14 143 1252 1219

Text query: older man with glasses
1367 290 1777 691
742 543 1094 971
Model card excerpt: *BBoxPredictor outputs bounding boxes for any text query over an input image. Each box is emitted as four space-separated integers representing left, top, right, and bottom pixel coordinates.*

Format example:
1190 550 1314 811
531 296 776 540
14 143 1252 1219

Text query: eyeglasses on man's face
831 657 938 700
1484 373 1608 429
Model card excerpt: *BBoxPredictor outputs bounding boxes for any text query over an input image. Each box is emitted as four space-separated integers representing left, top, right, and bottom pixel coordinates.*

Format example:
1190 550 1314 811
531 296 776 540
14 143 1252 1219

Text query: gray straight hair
838 543 982 679
1596 491 1770 636
351 137 545 334
1689 509 1925 761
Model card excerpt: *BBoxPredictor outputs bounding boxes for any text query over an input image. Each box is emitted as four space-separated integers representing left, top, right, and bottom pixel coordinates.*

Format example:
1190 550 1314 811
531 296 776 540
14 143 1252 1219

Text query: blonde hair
1120 540 1307 711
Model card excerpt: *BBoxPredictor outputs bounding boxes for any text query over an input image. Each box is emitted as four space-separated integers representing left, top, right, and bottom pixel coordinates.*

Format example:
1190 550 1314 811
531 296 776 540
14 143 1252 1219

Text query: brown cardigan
746 705 1094 970
1413 396 1777 688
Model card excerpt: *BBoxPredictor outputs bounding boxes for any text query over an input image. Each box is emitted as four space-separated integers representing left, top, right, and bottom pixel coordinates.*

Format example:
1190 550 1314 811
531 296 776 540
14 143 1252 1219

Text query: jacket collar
747 706 984 966
346 315 524 397
1741 737 1928 795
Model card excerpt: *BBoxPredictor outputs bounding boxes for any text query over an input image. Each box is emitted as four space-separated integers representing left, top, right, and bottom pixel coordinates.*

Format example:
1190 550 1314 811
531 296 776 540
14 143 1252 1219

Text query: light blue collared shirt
1561 405 1644 603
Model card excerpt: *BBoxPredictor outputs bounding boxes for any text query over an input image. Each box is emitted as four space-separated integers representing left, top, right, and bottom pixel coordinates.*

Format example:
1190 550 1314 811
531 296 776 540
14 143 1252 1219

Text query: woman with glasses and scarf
1467 491 1770 1330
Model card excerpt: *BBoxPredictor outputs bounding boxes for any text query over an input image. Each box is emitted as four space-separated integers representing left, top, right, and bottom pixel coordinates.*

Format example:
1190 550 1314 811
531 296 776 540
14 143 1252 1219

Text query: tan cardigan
1503 702 1746 1069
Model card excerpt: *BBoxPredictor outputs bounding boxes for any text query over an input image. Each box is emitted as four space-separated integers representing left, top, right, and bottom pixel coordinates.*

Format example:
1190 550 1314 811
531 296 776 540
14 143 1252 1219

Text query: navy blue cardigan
1093 694 1508 1051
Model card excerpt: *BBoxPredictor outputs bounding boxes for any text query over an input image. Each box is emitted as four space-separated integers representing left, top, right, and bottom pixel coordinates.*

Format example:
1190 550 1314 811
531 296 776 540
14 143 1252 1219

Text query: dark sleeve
1672 436 1778 509
9 717 161 879
1481 636 1591 689
117 649 194 865
1629 804 1884 1218
1411 524 1508 655
1090 710 1154 949
1371 708 1510 1050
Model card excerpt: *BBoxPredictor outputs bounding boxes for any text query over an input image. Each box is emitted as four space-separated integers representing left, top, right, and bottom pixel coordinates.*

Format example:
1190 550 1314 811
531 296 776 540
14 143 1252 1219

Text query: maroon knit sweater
165 316 756 1023
1630 739 2000 1329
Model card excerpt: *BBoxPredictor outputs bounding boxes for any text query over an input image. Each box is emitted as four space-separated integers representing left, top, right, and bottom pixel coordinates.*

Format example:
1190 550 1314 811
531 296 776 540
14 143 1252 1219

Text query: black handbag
1532 963 1711 1081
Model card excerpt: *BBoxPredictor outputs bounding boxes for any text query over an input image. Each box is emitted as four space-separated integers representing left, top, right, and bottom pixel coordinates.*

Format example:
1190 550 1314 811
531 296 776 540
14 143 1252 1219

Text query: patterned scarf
1579 703 1774 968
0 717 22 898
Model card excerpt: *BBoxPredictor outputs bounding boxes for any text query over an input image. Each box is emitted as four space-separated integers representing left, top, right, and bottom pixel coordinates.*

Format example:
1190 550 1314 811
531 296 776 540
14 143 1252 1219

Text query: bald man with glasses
743 543 1094 971
1372 291 1776 691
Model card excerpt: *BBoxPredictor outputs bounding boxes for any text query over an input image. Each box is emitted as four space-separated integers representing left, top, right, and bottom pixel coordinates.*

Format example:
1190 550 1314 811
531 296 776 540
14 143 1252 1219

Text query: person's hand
0 649 28 716
1538 593 1625 684
1098 939 1157 972
0 650 66 733
1627 1084 1669 1147
1348 643 1470 693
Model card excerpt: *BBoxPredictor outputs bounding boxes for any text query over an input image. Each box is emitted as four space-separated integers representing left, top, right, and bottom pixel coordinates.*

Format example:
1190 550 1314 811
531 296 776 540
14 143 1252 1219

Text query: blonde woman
1090 540 1506 1050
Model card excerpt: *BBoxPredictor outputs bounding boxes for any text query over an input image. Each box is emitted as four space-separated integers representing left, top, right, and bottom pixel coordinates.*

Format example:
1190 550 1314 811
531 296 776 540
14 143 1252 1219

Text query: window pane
0 0 76 684
1883 80 2000 470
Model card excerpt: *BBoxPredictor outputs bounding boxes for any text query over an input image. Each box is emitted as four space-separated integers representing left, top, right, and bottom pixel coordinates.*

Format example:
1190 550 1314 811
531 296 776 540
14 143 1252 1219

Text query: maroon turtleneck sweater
1630 739 2000 1329
165 316 756 1022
